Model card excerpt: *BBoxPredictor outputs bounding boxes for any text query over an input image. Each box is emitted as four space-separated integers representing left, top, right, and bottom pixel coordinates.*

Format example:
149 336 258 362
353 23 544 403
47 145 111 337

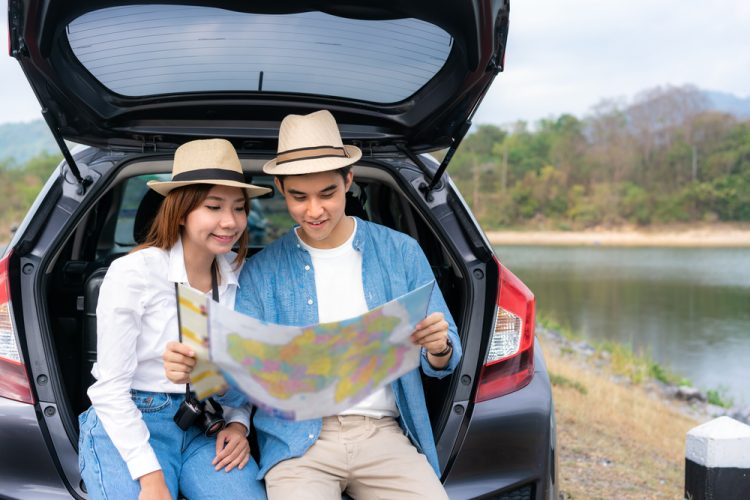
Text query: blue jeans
78 390 266 500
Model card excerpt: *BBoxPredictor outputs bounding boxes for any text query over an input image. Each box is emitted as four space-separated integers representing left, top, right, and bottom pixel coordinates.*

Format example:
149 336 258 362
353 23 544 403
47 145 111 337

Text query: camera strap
174 260 220 400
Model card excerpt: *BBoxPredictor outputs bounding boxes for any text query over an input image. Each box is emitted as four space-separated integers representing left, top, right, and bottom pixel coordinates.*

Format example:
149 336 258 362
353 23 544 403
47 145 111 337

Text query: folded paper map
177 281 434 420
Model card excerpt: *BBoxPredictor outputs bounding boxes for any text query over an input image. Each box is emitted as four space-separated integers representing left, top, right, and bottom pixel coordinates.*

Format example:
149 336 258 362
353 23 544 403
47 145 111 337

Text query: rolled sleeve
223 403 252 436
216 387 250 409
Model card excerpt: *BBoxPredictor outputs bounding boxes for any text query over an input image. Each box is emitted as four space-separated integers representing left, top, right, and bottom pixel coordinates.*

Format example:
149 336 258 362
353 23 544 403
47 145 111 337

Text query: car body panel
0 397 71 499
443 345 556 499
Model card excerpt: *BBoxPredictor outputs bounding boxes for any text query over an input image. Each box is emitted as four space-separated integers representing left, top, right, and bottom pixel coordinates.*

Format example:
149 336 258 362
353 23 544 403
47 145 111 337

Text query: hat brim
262 145 362 175
146 179 272 198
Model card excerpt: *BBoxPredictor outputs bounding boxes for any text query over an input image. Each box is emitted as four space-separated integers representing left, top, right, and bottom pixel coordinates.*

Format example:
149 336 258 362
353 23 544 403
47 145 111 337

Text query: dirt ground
540 334 700 499
486 222 750 248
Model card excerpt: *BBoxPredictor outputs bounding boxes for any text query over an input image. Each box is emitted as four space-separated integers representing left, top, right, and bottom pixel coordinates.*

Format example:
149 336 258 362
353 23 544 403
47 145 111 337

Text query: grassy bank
540 329 700 498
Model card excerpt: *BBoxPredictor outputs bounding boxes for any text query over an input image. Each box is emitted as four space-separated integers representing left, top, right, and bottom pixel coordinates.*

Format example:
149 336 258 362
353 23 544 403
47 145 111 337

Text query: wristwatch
431 337 453 357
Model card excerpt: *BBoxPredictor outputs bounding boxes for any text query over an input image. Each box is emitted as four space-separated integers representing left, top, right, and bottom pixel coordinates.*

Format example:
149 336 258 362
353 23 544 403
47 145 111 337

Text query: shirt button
304 265 310 271
307 299 314 305
308 434 314 440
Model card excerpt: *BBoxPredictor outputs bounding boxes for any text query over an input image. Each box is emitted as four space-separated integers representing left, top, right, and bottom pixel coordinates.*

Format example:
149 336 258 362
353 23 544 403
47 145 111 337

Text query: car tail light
0 252 35 404
475 257 535 402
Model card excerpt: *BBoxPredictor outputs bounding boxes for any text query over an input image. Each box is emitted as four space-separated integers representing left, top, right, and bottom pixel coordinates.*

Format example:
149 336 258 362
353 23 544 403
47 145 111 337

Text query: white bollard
685 416 750 499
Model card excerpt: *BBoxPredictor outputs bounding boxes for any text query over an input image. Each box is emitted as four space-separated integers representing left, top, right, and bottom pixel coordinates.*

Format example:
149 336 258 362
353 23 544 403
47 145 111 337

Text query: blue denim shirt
225 218 461 479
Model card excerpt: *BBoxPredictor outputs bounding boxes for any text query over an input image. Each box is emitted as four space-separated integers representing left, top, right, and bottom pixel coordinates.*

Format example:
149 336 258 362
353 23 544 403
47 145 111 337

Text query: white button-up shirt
87 238 249 480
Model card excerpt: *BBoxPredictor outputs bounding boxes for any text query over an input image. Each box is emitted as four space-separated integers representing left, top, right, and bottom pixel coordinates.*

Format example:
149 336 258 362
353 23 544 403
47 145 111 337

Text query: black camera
173 395 226 437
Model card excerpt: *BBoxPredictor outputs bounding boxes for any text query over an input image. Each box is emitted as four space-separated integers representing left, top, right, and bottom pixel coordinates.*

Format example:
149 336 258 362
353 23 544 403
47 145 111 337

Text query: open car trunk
42 154 470 470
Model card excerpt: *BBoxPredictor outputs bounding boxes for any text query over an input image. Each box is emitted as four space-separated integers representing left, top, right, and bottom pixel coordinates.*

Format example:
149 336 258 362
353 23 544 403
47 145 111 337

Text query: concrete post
685 416 750 499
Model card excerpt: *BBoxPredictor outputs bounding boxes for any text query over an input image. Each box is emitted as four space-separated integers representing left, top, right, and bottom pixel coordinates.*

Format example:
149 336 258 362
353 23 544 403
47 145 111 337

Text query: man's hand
138 470 172 500
213 422 251 472
162 341 196 384
411 312 452 369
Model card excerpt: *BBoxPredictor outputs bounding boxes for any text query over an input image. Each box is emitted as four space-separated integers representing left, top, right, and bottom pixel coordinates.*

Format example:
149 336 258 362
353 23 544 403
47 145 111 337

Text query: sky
1 0 749 127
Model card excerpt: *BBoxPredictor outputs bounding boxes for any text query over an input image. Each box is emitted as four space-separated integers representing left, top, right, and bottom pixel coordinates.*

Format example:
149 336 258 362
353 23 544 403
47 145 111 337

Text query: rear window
67 5 453 103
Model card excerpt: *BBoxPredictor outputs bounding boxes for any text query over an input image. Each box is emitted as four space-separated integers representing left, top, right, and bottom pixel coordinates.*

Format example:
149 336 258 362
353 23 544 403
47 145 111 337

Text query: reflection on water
494 246 750 404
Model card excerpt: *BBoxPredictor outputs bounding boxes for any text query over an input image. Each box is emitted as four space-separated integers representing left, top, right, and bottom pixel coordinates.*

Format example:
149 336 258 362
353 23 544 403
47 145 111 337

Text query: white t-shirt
297 219 399 418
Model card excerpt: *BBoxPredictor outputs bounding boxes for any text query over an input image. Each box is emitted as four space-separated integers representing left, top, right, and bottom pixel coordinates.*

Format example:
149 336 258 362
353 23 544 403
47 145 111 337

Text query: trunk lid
9 0 509 157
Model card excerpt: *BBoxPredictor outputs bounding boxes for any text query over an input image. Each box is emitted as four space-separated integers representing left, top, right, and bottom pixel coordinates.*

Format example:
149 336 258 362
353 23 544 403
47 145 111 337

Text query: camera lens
205 420 225 437
201 412 226 437
200 397 226 437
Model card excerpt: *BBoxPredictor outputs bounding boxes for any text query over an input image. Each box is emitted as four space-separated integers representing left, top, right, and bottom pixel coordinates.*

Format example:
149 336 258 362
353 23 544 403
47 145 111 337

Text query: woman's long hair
134 184 250 267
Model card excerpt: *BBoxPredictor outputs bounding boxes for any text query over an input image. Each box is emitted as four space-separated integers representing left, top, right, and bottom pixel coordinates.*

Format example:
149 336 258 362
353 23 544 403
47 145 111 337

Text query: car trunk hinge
139 135 159 153
41 108 93 194
395 143 440 202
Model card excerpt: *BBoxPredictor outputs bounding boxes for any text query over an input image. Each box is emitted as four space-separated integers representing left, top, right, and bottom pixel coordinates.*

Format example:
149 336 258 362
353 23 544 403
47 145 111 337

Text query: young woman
78 139 270 500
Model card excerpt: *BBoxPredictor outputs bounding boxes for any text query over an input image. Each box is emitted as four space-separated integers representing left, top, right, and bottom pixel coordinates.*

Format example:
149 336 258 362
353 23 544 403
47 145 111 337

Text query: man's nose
306 198 324 218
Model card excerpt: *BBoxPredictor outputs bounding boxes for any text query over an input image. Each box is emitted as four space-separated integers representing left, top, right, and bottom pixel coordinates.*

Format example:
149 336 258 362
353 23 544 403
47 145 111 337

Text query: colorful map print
179 281 434 420
225 311 404 403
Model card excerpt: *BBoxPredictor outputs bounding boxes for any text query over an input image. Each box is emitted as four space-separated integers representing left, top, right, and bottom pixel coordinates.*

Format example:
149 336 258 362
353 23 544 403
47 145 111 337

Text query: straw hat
263 110 362 175
147 138 271 197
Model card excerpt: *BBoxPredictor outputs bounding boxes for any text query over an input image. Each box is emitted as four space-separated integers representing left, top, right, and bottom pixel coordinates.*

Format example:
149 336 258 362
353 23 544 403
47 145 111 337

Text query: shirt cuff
420 347 455 378
224 405 251 436
126 447 161 481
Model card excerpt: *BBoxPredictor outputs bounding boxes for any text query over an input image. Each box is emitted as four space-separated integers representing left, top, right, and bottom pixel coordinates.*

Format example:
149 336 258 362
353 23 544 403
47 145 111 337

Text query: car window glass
113 174 168 249
66 5 452 103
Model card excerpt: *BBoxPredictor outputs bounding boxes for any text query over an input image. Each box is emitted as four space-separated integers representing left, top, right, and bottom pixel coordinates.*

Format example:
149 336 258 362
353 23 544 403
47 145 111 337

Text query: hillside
704 90 750 119
0 119 58 165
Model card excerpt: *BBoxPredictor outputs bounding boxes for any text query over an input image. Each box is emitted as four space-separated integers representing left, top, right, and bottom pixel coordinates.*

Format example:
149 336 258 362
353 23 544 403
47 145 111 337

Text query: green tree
0 151 62 241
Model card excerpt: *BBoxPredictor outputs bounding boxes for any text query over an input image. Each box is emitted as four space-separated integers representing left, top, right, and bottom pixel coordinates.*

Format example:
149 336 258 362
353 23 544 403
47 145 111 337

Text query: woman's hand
138 470 172 500
162 341 196 384
213 422 251 472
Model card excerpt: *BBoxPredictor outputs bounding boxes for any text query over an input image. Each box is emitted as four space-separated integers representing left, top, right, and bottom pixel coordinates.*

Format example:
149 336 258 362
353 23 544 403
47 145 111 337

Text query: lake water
493 245 750 405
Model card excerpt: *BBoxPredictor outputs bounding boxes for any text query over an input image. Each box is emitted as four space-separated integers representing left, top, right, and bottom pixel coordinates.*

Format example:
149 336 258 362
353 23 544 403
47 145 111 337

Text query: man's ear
344 170 354 192
273 177 284 194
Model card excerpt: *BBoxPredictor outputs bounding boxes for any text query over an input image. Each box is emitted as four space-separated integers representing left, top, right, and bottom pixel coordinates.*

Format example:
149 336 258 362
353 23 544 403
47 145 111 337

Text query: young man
165 110 461 499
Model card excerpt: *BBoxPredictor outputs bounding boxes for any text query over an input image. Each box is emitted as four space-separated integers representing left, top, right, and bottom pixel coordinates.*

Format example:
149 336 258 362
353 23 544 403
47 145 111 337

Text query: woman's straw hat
147 138 271 197
263 110 362 175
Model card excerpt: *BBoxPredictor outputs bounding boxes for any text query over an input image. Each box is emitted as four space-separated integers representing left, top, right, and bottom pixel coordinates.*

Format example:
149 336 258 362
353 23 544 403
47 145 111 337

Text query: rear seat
82 268 107 391
80 189 163 400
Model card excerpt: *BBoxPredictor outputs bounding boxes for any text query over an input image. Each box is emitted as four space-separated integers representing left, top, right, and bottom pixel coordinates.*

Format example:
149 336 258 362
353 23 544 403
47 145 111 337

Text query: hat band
172 168 245 183
275 146 348 166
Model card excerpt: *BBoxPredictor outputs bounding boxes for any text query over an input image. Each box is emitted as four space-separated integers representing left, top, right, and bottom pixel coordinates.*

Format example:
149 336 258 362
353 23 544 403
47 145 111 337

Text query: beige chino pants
265 415 448 500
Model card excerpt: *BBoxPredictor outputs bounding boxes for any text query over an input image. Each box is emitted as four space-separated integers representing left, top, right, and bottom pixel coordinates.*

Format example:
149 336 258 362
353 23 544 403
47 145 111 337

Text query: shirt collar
352 216 365 252
288 216 366 253
167 237 189 284
167 236 240 288
216 250 240 287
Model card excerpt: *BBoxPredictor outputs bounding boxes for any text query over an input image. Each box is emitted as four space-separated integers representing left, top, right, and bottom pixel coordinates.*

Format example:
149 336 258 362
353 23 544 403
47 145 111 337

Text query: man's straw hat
147 138 271 197
263 110 362 175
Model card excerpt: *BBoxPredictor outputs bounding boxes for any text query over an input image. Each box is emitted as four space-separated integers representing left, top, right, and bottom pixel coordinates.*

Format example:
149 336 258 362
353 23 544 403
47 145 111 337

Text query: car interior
43 157 467 452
